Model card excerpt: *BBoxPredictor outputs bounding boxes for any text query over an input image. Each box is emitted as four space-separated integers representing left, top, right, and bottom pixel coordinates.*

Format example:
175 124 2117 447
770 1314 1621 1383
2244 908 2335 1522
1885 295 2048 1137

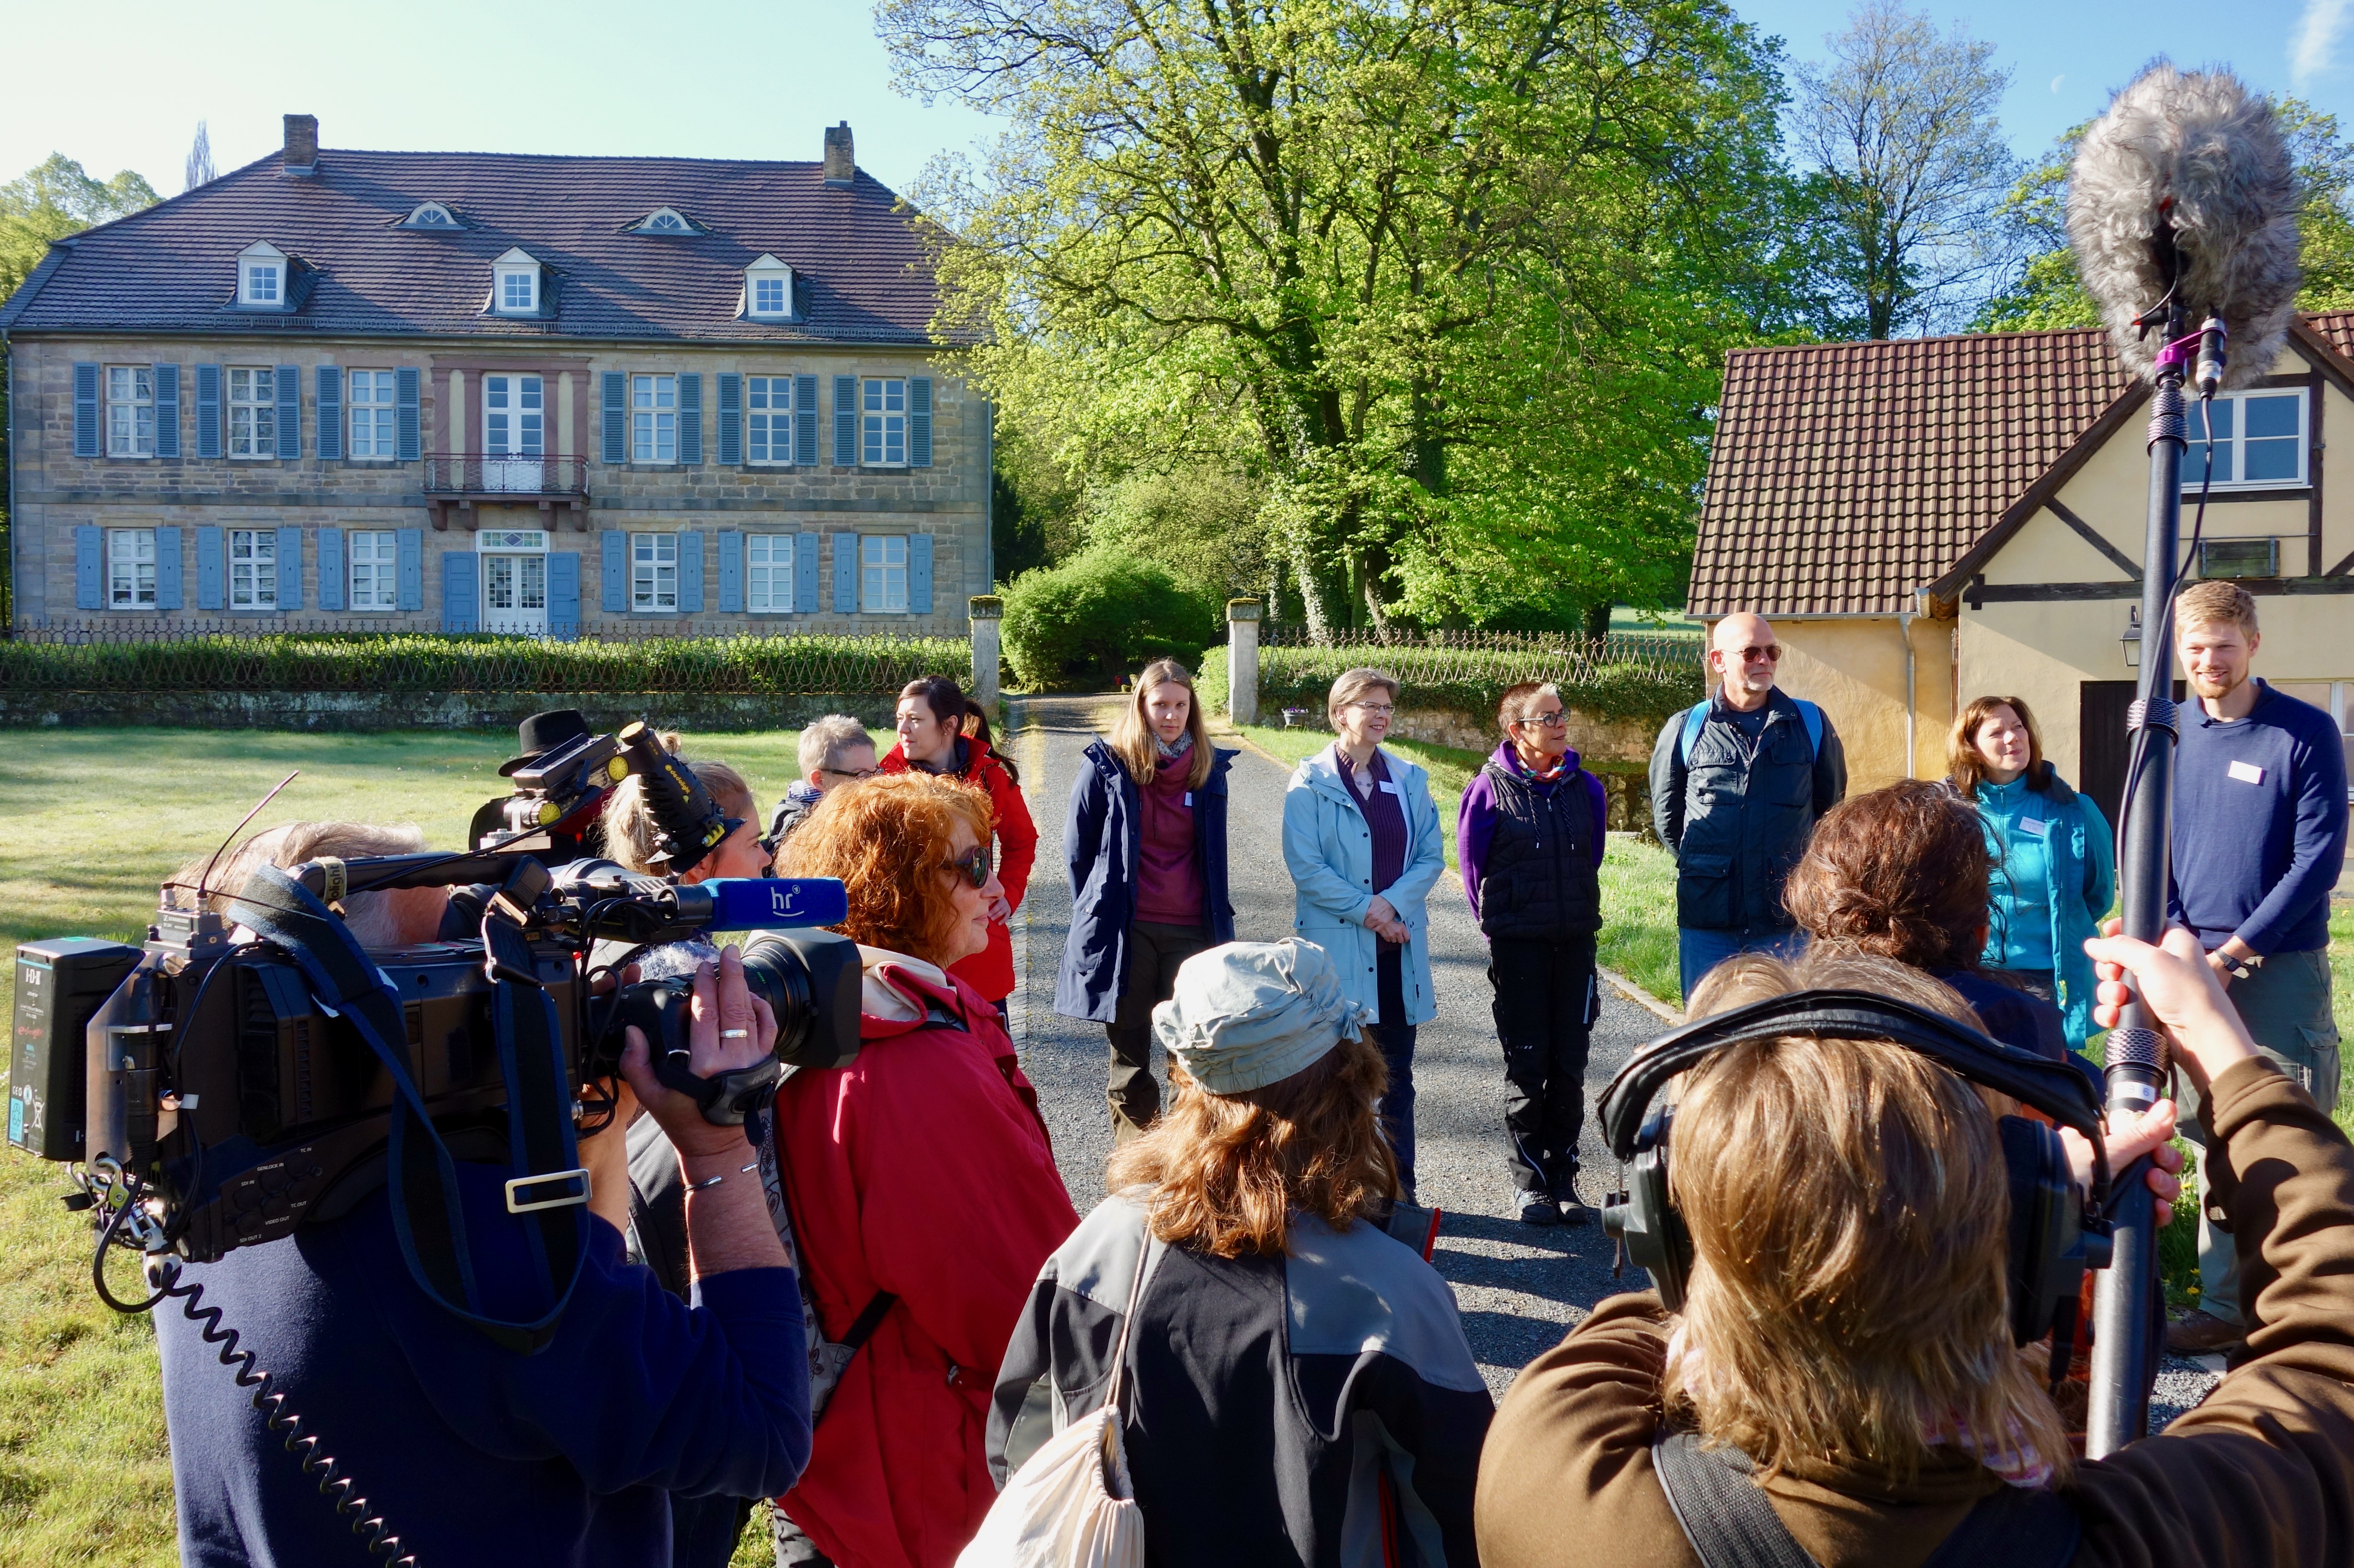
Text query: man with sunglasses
1460 681 1610 1225
1648 612 1846 1002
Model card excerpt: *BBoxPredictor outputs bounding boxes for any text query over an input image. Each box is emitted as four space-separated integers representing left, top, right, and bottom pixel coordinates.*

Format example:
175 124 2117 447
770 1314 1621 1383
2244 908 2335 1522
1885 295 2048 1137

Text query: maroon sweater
1134 761 1206 926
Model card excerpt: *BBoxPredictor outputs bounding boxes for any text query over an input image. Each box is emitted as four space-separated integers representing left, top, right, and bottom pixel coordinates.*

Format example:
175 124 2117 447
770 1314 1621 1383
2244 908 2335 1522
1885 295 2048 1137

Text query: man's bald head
1707 613 1781 708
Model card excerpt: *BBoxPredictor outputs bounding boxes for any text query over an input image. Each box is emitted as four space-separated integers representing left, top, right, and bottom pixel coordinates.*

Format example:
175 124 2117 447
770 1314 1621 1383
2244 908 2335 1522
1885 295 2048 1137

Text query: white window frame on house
107 528 156 609
350 529 399 611
632 531 680 612
237 240 287 308
860 533 909 613
106 364 155 458
403 202 459 228
744 254 794 320
492 247 541 316
747 375 793 464
632 374 678 463
349 370 398 459
861 377 907 467
746 533 795 613
228 528 278 611
2183 386 2309 491
226 366 276 458
635 207 696 235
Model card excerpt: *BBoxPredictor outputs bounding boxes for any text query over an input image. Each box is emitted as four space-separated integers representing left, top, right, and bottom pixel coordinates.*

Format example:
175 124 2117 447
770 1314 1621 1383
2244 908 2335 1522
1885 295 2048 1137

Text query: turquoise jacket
1974 767 2115 1048
1281 744 1445 1027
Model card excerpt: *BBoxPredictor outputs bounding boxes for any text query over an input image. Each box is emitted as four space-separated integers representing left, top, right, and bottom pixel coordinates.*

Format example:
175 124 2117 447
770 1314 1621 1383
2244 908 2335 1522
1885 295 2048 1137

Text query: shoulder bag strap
1793 699 1825 759
1102 1214 1155 1417
1652 1430 1820 1568
1679 701 1710 766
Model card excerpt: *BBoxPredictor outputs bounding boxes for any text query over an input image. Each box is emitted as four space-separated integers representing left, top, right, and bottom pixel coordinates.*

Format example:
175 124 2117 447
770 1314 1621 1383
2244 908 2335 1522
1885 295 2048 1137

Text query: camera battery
11 938 142 1159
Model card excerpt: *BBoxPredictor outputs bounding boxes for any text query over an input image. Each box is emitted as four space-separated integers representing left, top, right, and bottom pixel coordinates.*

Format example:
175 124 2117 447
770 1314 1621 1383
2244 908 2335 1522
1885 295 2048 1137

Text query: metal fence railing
1 621 968 696
1242 628 1705 726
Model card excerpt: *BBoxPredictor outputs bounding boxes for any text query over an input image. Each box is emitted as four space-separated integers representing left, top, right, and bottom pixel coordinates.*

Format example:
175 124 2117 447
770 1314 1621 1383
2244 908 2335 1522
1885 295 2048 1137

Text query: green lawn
0 726 820 1568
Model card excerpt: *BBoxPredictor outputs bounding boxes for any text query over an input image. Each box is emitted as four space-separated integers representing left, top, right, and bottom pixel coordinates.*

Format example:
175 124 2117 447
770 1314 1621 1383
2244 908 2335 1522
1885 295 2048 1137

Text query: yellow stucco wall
1767 615 1958 790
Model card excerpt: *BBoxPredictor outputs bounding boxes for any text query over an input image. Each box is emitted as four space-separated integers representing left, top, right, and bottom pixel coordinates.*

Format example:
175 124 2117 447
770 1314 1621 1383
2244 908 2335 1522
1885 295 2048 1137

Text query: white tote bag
956 1235 1153 1568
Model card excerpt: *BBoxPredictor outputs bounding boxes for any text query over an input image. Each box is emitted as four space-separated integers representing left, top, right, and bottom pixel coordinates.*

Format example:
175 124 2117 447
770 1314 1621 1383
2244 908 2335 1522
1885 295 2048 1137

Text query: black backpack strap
1921 1483 2080 1568
839 1289 898 1349
1653 1431 1818 1568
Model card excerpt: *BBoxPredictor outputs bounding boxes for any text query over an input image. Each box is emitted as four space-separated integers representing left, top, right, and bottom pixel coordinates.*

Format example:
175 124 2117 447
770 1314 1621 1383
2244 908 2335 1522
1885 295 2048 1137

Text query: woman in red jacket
879 674 1038 1016
772 771 1081 1568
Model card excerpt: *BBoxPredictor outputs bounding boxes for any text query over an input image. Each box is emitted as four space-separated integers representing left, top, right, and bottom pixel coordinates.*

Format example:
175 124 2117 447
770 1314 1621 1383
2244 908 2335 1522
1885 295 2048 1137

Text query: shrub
1000 549 1218 690
1201 639 1702 730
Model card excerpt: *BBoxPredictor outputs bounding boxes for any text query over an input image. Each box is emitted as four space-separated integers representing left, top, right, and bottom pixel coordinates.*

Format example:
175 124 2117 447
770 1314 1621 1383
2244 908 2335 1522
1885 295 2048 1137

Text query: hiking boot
1551 1172 1591 1227
2165 1308 2247 1356
1517 1187 1560 1226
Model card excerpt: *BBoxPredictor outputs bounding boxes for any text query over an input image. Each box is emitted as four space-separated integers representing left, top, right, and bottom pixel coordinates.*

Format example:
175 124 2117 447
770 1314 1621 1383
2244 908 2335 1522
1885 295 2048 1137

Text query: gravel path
998 694 2223 1417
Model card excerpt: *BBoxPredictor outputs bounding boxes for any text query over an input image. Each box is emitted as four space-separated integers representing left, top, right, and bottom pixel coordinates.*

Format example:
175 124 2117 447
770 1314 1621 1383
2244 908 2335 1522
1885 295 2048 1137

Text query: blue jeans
1678 926 1803 1004
1373 945 1418 1194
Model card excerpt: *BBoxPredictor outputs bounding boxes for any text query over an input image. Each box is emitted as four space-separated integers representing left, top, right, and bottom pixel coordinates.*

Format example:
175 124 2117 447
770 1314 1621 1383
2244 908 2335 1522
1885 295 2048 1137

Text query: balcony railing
421 454 589 498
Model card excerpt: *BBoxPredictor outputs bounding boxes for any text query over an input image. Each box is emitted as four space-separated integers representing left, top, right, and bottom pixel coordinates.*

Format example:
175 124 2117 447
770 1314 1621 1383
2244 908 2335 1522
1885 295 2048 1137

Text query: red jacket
772 956 1079 1568
879 740 1038 1002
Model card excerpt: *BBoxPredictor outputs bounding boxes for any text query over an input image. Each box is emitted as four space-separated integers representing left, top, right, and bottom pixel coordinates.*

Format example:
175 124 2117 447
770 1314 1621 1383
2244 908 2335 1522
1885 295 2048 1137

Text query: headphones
1597 990 2115 1350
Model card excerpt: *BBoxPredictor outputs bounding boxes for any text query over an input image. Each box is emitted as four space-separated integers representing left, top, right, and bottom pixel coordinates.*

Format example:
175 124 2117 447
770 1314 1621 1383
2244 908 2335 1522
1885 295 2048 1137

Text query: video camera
469 718 741 872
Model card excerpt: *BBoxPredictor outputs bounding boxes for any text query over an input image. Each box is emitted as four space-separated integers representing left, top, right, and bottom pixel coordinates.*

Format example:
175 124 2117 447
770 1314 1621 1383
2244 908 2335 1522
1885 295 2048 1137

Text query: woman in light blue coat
1281 666 1446 1199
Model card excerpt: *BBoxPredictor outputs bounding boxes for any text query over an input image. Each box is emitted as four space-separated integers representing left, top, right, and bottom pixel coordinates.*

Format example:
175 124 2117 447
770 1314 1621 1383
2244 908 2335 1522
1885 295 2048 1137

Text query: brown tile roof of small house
1688 311 2354 617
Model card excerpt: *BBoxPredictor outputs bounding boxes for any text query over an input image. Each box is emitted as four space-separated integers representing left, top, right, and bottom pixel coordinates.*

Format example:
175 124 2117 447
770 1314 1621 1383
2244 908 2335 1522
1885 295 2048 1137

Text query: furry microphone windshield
2067 63 2300 390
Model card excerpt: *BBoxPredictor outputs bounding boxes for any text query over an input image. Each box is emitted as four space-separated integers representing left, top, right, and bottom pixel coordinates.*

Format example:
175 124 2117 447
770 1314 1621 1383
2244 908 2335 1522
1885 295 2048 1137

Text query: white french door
479 529 549 634
483 374 545 492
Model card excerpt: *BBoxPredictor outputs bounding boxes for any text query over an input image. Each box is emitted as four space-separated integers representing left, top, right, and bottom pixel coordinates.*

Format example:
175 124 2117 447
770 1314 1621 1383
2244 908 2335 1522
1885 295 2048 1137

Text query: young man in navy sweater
2163 579 2350 1355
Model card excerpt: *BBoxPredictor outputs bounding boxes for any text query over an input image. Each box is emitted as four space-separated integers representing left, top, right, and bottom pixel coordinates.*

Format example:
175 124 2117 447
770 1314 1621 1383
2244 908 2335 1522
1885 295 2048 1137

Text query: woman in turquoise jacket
1947 694 2116 1047
1281 667 1446 1200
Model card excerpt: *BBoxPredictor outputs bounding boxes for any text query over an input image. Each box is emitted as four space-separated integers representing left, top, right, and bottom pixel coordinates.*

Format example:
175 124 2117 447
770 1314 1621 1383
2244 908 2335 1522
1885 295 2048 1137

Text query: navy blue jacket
1055 739 1236 1023
2168 680 2349 956
159 1162 811 1568
1648 689 1847 933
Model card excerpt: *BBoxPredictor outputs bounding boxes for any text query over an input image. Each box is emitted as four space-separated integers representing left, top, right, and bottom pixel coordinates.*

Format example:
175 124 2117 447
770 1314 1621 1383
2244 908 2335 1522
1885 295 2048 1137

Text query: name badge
1183 792 1193 806
1380 782 1403 796
2228 760 2267 785
2019 817 2050 838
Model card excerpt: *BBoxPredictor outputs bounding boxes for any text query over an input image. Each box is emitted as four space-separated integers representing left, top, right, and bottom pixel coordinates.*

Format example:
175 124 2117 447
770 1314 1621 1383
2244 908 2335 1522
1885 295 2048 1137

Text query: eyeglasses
1514 709 1568 728
823 766 880 781
1724 645 1781 664
942 844 993 888
1348 701 1395 716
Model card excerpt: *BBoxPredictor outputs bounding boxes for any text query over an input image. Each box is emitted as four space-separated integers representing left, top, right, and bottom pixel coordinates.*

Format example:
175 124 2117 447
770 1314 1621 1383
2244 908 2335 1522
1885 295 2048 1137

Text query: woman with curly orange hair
758 772 1080 1568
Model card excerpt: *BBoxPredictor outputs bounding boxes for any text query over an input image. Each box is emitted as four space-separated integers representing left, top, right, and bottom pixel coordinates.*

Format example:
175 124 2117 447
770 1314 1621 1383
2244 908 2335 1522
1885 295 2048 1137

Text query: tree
1787 1 2017 339
185 121 218 192
885 0 1789 637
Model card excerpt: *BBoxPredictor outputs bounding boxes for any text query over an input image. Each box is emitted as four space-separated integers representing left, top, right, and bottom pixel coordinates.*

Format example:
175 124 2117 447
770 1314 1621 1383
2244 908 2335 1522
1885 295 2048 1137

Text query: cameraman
1474 931 2354 1567
158 832 812 1566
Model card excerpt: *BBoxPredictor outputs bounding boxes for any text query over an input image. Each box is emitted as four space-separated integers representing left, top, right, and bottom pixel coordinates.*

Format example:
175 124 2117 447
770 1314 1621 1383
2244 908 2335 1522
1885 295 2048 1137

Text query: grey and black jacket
1647 688 1846 933
989 1194 1493 1566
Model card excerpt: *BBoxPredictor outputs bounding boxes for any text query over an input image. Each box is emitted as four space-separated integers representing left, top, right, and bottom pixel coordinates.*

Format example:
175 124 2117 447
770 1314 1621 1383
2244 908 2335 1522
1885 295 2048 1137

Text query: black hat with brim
499 708 595 776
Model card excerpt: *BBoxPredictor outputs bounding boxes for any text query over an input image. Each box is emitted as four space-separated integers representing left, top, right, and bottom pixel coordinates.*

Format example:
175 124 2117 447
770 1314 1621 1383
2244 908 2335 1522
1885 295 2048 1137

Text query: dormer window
492 247 541 315
634 207 697 235
238 240 287 308
744 254 795 321
401 202 460 229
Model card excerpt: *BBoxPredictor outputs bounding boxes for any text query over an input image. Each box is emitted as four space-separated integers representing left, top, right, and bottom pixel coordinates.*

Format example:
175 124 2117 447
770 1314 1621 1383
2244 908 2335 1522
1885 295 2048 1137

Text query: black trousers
1108 920 1212 1141
1489 934 1599 1194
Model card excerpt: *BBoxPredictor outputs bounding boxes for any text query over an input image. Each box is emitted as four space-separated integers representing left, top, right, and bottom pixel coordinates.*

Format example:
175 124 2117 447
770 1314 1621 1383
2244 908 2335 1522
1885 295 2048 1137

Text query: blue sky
2 1 2350 199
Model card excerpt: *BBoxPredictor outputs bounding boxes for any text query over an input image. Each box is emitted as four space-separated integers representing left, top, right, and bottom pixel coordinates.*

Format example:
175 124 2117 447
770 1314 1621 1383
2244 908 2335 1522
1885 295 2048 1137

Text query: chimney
823 121 855 186
283 114 318 177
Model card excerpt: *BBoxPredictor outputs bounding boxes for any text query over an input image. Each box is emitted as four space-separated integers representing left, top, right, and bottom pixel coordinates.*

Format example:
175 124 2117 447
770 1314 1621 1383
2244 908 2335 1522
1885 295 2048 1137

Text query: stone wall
0 689 898 732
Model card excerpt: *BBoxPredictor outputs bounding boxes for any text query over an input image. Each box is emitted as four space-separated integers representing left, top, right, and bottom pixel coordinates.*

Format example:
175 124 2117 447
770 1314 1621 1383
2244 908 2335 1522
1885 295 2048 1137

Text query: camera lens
737 935 814 1064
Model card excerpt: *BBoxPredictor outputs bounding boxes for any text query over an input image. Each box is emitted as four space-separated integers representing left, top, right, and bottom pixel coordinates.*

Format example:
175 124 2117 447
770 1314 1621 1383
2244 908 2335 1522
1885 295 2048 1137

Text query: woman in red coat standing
771 771 1080 1568
880 674 1038 1016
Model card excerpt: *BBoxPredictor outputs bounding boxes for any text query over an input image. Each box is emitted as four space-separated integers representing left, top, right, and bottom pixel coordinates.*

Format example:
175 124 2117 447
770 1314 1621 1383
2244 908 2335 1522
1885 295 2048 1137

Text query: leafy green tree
885 0 1788 637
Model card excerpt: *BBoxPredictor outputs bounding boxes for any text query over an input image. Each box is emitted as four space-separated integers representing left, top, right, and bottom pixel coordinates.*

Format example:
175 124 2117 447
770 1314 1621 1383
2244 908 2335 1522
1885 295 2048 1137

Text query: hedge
1197 639 1703 729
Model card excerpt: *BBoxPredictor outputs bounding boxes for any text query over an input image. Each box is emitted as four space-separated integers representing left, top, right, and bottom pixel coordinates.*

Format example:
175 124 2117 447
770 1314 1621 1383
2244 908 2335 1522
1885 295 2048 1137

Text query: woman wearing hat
988 939 1491 1564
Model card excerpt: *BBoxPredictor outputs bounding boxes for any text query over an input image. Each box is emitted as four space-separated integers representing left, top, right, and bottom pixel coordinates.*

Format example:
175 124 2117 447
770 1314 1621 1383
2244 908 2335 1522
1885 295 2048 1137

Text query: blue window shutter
909 376 932 468
155 365 180 458
275 366 301 460
677 529 705 613
74 525 102 608
910 532 933 614
833 531 859 613
833 375 857 466
196 365 222 458
154 527 184 610
276 525 304 610
396 529 424 610
196 526 225 609
600 530 627 613
73 363 99 457
314 366 342 460
794 374 819 466
317 528 346 611
442 550 480 633
548 553 581 637
602 372 627 465
717 373 741 466
395 367 421 461
795 532 820 613
678 374 703 465
717 529 744 612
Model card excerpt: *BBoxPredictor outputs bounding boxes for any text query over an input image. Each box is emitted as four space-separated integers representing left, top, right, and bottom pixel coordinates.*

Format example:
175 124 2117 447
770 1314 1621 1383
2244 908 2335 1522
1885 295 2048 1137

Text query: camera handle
601 981 783 1125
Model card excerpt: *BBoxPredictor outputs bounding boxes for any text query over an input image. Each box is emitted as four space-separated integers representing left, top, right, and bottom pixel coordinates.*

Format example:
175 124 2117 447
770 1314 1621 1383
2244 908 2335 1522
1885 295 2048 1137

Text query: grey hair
170 820 428 944
798 714 875 779
1326 667 1401 721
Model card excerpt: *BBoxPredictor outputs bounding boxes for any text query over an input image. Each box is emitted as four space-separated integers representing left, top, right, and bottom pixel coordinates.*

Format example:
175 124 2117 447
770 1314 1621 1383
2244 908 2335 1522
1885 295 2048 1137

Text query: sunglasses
1727 645 1781 664
942 844 993 888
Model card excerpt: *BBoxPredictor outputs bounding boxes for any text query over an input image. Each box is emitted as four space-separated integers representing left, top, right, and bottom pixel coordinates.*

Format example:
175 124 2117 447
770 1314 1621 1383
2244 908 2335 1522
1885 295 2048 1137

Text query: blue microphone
681 876 850 931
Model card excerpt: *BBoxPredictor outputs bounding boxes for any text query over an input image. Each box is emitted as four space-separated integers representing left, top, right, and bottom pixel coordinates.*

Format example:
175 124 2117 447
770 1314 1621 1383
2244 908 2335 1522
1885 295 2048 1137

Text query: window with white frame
748 376 792 463
746 533 795 612
238 241 287 308
491 247 541 316
107 528 156 608
861 533 908 613
227 367 276 458
229 529 278 610
632 532 679 611
744 254 794 320
106 365 155 457
350 529 399 610
636 208 695 235
501 270 534 312
632 374 677 463
754 276 787 314
349 370 397 458
861 378 907 466
2184 387 2309 490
